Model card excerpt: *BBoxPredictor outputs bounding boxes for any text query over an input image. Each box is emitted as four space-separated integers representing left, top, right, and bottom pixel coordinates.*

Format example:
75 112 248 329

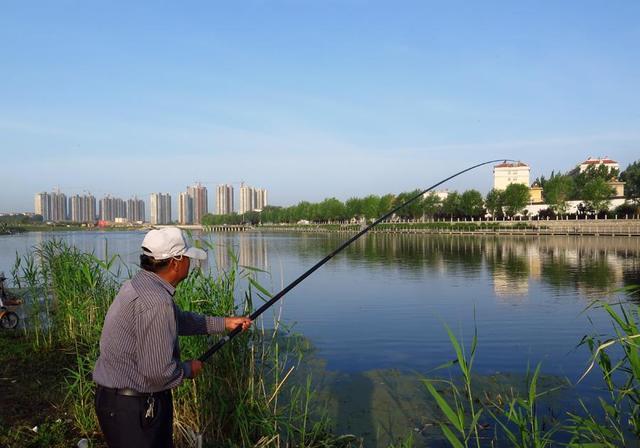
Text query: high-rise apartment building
178 192 193 225
50 190 67 222
216 184 234 215
99 196 127 221
187 183 208 224
239 184 252 214
150 193 172 224
254 188 267 211
127 197 145 222
34 192 51 221
82 195 96 223
239 183 269 214
70 195 84 222
71 194 97 223
38 191 94 223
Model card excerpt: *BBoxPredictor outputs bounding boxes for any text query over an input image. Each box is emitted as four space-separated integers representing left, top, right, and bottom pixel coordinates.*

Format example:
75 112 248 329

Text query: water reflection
282 233 639 297
211 233 270 272
2 232 636 299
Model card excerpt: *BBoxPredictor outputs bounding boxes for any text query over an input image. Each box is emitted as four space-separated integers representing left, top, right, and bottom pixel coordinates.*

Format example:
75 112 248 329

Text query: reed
566 301 640 446
422 322 483 448
424 298 640 447
11 239 358 447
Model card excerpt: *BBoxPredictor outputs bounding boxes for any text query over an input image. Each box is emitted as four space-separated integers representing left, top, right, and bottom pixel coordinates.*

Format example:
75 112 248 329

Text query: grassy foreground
1 239 360 448
2 239 639 447
422 297 640 447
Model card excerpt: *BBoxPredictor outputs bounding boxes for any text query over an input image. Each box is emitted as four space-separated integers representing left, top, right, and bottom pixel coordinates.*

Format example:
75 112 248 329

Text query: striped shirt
93 269 225 393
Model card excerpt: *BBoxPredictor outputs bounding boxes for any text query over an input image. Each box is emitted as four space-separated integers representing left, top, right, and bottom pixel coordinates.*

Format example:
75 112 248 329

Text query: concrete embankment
257 219 640 237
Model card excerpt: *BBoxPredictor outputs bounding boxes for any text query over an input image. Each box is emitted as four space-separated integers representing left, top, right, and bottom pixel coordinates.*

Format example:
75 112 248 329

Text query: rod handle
198 324 244 362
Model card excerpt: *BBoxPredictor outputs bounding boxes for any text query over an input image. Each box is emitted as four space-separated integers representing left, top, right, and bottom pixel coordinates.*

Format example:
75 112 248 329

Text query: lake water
2 230 639 445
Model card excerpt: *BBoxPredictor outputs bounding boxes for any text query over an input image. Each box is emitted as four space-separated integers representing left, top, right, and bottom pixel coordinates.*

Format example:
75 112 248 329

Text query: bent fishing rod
199 158 515 362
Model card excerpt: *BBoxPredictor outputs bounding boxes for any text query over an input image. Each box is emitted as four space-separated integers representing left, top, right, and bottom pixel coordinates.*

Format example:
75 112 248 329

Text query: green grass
423 300 640 447
0 331 92 448
7 239 360 447
7 237 639 447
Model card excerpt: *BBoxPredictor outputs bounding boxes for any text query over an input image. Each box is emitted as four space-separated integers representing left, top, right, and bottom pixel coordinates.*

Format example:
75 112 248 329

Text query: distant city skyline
25 153 631 222
30 182 270 222
2 2 639 212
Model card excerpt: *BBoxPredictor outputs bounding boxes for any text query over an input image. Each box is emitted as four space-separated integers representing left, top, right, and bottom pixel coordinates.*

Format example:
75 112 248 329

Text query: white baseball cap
141 227 207 260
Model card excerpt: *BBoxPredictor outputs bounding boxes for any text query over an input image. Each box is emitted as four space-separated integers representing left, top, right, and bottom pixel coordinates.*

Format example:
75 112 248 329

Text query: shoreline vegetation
3 159 638 237
1 240 639 447
3 218 640 237
254 219 640 237
1 240 363 448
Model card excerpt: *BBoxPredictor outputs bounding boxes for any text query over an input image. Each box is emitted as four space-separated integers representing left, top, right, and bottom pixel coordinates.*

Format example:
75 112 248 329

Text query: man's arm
174 303 226 336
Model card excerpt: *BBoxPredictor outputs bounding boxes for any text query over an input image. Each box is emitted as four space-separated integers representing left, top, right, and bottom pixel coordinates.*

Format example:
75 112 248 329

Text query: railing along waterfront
258 221 640 237
202 224 253 232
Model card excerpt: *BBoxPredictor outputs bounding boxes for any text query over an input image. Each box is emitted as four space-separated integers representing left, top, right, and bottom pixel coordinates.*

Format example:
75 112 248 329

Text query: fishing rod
199 158 515 362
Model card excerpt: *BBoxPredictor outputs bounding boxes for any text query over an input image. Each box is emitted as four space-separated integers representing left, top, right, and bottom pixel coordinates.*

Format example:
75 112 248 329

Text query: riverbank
4 219 640 237
258 219 640 236
0 224 149 235
0 332 99 448
3 240 362 448
2 236 639 446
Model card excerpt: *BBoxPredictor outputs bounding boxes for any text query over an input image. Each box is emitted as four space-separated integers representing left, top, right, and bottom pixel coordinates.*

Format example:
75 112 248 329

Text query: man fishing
93 227 252 448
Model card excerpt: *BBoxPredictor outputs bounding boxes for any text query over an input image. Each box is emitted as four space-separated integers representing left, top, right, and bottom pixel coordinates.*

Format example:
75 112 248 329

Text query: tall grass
567 301 640 446
422 323 483 448
13 241 120 436
424 299 640 447
12 239 359 447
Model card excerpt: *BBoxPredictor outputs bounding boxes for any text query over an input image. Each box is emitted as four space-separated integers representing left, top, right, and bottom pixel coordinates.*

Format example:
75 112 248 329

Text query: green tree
361 195 381 220
345 197 363 219
394 190 423 220
502 183 530 217
485 189 504 219
318 198 346 222
202 213 242 225
543 174 574 215
572 164 619 199
441 192 462 218
621 160 640 203
378 194 395 218
422 192 441 218
261 205 283 223
294 201 313 221
582 178 614 213
459 190 484 218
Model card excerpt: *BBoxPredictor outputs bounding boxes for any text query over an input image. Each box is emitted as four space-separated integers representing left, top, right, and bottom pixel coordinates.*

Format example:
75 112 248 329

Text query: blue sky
1 1 639 213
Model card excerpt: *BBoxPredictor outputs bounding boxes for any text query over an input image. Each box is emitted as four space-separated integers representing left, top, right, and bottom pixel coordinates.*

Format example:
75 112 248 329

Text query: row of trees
202 183 534 225
534 163 637 215
201 160 640 225
0 214 44 225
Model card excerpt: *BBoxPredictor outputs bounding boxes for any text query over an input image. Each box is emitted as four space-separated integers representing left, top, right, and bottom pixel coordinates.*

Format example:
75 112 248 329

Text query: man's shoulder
130 271 173 310
115 280 137 302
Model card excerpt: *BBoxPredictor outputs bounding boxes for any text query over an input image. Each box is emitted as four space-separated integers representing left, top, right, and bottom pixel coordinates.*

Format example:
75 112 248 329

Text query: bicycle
0 304 19 329
0 272 19 330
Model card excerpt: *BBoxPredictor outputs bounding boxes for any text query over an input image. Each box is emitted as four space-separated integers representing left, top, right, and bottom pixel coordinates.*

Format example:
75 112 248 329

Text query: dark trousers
95 386 174 448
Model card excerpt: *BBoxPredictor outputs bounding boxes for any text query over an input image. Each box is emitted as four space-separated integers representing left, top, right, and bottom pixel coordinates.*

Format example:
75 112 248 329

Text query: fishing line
199 158 515 362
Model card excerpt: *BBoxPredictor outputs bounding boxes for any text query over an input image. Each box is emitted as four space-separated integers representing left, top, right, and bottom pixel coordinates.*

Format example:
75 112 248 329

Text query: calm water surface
2 230 639 444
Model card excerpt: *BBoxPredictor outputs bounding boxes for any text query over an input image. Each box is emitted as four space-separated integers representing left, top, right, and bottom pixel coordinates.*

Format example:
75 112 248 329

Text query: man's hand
190 360 203 378
224 316 252 332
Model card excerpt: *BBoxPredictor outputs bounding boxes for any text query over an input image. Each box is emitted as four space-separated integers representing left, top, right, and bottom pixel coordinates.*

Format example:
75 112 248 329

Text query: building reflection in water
201 232 638 303
320 233 640 302
212 234 269 273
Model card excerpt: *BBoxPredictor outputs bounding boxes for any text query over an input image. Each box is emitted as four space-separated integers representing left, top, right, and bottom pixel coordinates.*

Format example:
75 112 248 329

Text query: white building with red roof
578 156 619 173
493 161 530 190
